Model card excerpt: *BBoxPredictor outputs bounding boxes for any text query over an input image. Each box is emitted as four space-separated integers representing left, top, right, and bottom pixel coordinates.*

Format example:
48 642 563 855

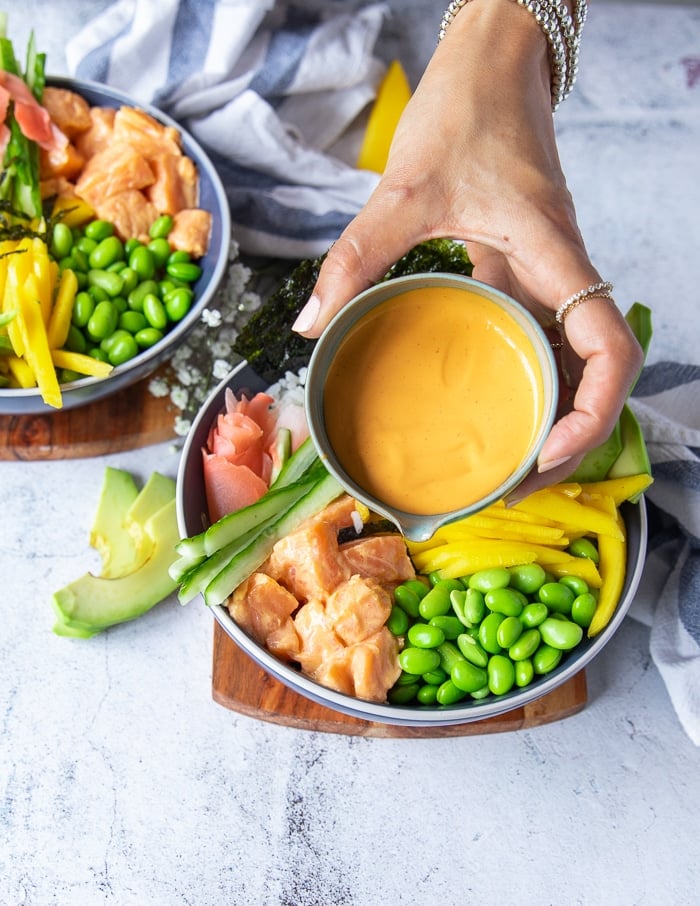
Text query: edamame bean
398 646 441 676
88 284 109 303
429 615 463 640
496 615 523 649
65 324 86 353
571 593 597 628
166 260 201 283
129 245 156 280
470 685 491 700
509 562 547 595
514 659 534 688
532 643 563 675
487 655 515 696
87 300 118 341
538 581 575 614
568 537 600 564
386 604 409 636
119 266 139 295
167 249 191 265
89 235 124 270
436 641 466 674
451 659 488 693
71 291 94 328
394 584 422 619
75 236 97 256
485 587 524 617
403 579 430 599
407 622 445 649
127 279 160 312
520 602 548 628
456 633 489 668
142 293 168 330
124 238 142 256
148 238 172 268
464 587 485 625
449 589 470 627
395 670 419 686
416 684 439 705
107 332 139 366
84 219 114 241
418 583 453 620
422 667 448 686
118 310 148 335
388 683 420 705
87 268 124 298
539 617 583 651
50 222 73 259
558 575 589 597
469 567 511 593
478 612 505 654
149 214 173 239
436 679 467 705
508 628 541 661
134 327 164 348
164 287 193 322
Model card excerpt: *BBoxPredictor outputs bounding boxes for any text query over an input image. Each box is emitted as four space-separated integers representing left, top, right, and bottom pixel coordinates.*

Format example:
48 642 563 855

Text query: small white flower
201 308 222 328
149 377 170 398
212 359 231 380
174 416 192 436
170 385 189 409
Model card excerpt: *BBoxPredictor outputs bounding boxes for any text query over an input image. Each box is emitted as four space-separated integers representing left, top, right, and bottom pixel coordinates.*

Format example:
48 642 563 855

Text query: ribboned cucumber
203 471 344 606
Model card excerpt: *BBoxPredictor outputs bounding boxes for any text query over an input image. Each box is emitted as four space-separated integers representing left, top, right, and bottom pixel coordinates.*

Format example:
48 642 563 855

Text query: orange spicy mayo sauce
323 286 546 515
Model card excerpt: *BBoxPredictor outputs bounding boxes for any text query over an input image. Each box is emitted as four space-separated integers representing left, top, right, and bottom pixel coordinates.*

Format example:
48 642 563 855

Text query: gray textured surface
2 4 700 905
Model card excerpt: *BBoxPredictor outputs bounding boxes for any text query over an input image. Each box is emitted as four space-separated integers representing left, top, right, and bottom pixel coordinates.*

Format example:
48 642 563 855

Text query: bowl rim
0 74 231 410
177 359 649 727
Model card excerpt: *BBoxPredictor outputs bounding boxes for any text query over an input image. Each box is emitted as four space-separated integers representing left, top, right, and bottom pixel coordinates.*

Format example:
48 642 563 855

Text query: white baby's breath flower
174 416 192 437
212 359 230 380
170 385 189 409
201 308 222 328
148 377 170 398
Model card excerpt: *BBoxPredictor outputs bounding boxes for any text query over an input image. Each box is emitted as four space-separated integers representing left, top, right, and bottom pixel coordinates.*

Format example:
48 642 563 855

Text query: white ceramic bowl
0 76 230 415
176 358 648 728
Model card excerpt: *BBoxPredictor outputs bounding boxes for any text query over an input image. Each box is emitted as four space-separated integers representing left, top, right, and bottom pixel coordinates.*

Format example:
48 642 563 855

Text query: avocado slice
52 498 180 632
607 402 652 492
89 467 141 578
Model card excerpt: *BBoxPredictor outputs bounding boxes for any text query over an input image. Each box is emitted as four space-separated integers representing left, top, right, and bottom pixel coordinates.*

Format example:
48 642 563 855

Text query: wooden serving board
0 367 179 460
212 621 588 737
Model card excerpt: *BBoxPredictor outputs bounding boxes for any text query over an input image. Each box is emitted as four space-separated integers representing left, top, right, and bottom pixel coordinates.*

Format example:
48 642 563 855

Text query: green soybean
508 628 541 661
456 633 489 668
532 643 563 675
558 575 589 597
119 310 148 334
429 615 463 640
538 581 575 614
129 245 156 280
416 684 439 705
478 612 505 654
119 266 139 295
407 622 445 649
149 214 173 239
89 235 124 270
75 236 97 256
166 260 201 283
464 587 486 625
422 667 448 686
51 222 73 259
399 647 441 676
568 537 600 564
514 658 534 688
127 279 160 312
509 562 547 595
142 293 168 330
84 219 114 241
418 583 453 620
135 327 164 348
65 324 86 353
496 615 523 649
539 617 583 651
394 584 422 619
520 602 549 628
386 605 409 636
485 587 524 617
395 670 419 686
436 679 467 705
449 589 470 627
388 683 420 705
468 567 511 593
571 592 597 628
87 300 118 341
470 685 491 700
71 291 94 328
164 287 193 321
487 655 515 696
148 237 172 269
107 332 139 366
451 659 488 693
87 268 124 298
436 641 466 674
403 579 430 599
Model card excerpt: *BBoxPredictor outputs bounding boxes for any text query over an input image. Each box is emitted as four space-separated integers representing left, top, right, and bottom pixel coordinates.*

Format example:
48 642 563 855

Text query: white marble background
2 3 700 906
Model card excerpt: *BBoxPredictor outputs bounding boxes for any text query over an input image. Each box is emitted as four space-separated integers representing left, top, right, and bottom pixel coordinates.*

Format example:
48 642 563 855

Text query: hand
292 1 643 492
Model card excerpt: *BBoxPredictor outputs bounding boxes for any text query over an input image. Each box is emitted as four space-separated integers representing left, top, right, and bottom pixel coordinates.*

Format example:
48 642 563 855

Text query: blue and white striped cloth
66 0 388 258
629 363 700 745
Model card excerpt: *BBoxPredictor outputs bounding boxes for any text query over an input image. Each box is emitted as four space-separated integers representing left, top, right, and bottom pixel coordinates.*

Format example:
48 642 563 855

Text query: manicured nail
537 454 572 474
292 294 321 334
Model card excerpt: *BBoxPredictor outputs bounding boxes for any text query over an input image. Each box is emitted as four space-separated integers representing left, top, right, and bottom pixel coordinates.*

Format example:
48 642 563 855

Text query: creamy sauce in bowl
306 274 557 541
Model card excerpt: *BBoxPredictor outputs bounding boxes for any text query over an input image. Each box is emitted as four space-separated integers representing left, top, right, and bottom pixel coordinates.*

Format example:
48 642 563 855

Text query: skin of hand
292 1 643 494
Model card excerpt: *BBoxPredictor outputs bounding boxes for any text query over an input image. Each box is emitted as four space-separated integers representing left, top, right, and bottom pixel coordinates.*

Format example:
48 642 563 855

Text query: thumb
292 189 426 338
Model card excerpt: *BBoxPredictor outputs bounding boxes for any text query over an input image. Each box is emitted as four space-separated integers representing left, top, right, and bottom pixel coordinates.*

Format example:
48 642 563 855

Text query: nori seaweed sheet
232 239 472 385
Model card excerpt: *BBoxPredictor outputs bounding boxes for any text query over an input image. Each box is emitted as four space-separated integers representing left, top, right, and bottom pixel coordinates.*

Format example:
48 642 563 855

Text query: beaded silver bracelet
438 0 588 111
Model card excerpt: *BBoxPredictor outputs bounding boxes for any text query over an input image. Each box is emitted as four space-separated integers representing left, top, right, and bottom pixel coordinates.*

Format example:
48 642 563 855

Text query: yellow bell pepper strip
356 60 411 173
31 237 54 325
17 274 63 408
6 354 36 388
513 487 624 541
578 473 653 507
51 348 113 379
47 268 78 349
588 509 627 637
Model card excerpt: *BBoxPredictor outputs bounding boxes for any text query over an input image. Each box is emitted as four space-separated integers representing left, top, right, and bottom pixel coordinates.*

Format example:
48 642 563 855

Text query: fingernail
292 295 321 334
537 454 572 474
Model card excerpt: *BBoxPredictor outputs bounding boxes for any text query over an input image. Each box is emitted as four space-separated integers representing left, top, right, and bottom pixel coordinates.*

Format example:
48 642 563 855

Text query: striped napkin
65 0 387 257
629 363 700 745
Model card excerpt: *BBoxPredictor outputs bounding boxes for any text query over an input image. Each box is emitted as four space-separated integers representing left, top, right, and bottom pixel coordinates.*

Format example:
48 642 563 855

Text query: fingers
292 185 427 338
537 297 644 470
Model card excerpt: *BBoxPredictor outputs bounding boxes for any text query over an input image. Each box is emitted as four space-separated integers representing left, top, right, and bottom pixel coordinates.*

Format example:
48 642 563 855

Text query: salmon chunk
168 208 212 258
74 106 116 158
41 87 92 138
76 142 154 207
228 573 300 661
91 189 158 242
340 535 415 587
325 575 392 645
293 599 344 676
266 521 351 602
349 629 402 701
302 494 362 533
112 106 182 157
146 153 198 213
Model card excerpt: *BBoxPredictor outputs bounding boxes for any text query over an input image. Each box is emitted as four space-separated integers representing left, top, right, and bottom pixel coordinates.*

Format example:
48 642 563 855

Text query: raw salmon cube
91 189 158 242
228 573 299 658
146 153 198 213
41 87 92 138
350 629 401 701
74 106 116 158
75 142 154 206
266 522 351 602
168 208 212 258
325 575 392 645
293 599 344 676
112 106 182 157
340 535 415 587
